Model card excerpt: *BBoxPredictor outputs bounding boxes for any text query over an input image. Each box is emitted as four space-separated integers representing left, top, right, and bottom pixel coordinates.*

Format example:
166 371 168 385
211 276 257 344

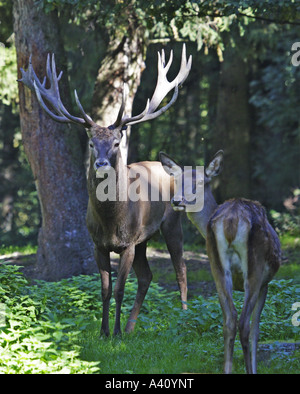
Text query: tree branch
182 9 300 27
237 11 300 26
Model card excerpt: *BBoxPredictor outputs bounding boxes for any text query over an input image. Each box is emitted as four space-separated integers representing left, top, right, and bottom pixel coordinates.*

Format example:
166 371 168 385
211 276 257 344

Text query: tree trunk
213 44 251 201
13 0 96 280
92 13 145 164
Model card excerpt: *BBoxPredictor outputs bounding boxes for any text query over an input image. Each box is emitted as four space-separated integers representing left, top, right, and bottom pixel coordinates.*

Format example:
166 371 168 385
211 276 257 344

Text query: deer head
19 46 192 173
159 150 223 211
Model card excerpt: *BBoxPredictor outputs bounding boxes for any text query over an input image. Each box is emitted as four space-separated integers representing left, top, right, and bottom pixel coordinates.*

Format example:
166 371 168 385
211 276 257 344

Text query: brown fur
91 125 113 138
206 197 281 373
86 140 187 337
223 215 239 246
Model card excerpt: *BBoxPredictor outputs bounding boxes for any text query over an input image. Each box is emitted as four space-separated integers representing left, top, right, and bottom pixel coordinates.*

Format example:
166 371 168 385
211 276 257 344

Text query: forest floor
0 240 298 295
0 245 216 299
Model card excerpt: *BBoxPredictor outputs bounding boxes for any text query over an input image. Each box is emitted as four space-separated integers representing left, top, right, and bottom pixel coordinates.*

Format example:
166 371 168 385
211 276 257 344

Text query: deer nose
171 198 182 206
94 159 110 170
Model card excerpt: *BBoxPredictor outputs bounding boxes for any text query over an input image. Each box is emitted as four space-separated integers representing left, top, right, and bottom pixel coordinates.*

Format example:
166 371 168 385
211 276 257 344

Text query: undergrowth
0 264 299 374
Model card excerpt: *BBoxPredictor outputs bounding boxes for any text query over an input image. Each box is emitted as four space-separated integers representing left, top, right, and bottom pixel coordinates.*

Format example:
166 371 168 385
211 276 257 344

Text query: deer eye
89 142 94 149
114 142 120 148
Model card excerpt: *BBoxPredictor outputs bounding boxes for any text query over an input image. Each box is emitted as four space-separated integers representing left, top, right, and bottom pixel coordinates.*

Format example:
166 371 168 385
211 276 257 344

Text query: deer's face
89 126 122 172
159 151 223 212
171 169 207 211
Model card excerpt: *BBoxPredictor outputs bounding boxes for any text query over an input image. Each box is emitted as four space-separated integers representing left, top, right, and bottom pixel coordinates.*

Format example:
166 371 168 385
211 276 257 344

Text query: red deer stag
160 151 281 373
19 45 192 336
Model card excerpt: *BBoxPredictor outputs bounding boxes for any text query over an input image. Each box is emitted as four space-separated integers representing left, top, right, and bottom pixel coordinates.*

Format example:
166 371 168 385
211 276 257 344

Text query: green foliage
0 1 13 42
0 265 100 373
156 279 300 343
34 0 236 52
0 44 18 108
0 243 37 256
270 189 300 236
79 273 300 373
271 210 300 237
0 264 299 374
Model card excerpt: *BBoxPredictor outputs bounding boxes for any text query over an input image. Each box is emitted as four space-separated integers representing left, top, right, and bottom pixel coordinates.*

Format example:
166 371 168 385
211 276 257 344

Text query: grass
77 323 226 374
76 277 300 374
276 232 300 283
77 325 300 374
0 234 299 374
0 244 37 256
280 233 300 250
276 263 300 283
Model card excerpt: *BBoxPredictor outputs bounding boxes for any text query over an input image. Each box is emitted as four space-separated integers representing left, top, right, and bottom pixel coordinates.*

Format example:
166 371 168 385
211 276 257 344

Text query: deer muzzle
94 158 111 172
171 198 185 211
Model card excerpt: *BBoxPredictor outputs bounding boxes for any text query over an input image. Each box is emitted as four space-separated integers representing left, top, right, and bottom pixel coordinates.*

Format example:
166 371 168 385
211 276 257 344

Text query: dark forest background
0 1 299 270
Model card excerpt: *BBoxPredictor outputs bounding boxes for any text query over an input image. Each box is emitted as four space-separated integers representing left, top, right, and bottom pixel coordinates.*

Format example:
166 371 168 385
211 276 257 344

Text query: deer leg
207 226 237 374
161 212 187 309
239 279 263 374
215 272 238 374
239 233 266 374
249 283 268 374
94 247 111 337
209 262 238 373
125 241 153 333
113 245 135 336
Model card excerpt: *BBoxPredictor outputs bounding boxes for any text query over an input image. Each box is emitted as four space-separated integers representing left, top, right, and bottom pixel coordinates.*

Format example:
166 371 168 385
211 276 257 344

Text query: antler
19 44 191 132
111 43 192 129
18 54 96 129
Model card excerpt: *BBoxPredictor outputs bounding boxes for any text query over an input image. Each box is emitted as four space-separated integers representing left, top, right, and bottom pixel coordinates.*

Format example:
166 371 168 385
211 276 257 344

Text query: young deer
19 45 192 336
160 150 281 374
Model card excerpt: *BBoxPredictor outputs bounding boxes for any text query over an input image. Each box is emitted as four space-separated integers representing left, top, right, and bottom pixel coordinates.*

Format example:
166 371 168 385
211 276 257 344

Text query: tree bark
13 0 96 280
212 44 251 201
92 12 145 164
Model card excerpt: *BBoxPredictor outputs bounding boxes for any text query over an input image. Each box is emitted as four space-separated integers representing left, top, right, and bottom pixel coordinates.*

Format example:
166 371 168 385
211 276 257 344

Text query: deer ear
205 150 224 178
159 152 182 177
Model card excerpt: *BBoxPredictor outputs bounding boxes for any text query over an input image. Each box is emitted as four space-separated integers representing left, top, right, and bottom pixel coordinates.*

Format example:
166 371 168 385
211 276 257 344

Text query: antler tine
74 90 96 126
45 54 90 125
146 48 174 114
177 43 192 87
112 44 191 130
24 54 69 123
19 55 42 92
150 43 191 110
111 84 128 129
33 80 70 123
130 83 178 124
19 53 96 129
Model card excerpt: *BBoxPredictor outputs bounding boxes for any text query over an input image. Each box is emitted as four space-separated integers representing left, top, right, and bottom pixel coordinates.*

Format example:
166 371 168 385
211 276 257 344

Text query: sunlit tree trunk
91 10 146 164
13 0 96 280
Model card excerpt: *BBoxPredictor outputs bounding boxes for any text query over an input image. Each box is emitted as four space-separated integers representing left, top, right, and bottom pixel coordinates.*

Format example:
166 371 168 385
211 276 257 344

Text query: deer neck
186 187 218 239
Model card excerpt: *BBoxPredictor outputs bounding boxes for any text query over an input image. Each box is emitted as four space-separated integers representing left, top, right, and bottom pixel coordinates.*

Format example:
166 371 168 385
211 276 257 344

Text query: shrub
0 265 100 374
